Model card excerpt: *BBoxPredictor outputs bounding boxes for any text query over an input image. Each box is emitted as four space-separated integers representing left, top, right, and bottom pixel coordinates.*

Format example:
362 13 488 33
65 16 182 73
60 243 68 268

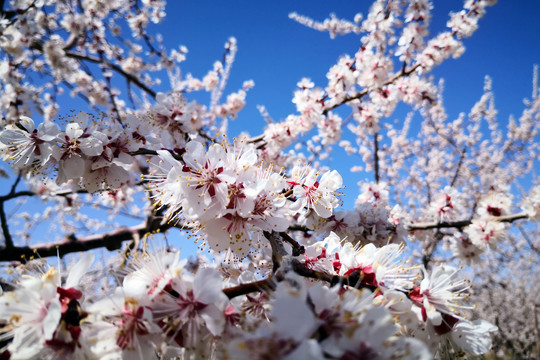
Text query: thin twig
450 147 466 187
65 51 157 98
516 223 540 256
279 231 305 256
322 63 421 115
374 132 380 183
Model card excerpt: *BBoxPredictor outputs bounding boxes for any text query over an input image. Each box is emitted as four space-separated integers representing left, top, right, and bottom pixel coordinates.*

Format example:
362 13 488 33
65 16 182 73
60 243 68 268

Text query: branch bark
65 51 157 99
374 132 380 183
0 216 171 262
406 212 529 231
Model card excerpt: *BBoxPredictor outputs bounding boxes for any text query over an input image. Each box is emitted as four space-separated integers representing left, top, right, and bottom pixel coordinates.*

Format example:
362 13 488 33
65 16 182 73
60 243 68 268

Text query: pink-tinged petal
312 201 333 218
116 151 133 165
157 149 180 168
0 129 25 144
206 143 227 169
42 297 62 340
79 134 104 156
73 111 89 128
12 147 35 168
105 164 131 188
423 298 442 326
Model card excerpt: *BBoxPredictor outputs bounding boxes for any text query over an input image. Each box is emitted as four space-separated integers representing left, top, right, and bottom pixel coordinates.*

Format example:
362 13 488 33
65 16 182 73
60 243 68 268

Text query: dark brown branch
129 148 159 156
221 258 378 300
290 258 339 285
422 231 444 269
129 148 184 162
374 132 380 183
65 51 157 99
102 59 123 125
0 174 26 249
322 63 421 115
406 212 529 231
0 216 171 262
263 231 289 273
223 278 275 299
0 202 13 249
450 147 466 187
279 232 305 256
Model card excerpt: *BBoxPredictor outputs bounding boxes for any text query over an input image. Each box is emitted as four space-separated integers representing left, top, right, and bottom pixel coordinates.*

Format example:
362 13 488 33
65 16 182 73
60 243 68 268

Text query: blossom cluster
0 232 497 359
146 138 343 260
0 0 168 122
0 113 140 192
261 0 497 159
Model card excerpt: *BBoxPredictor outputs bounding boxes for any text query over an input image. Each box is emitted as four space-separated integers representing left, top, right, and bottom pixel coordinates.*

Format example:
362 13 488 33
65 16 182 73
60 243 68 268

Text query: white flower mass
0 0 538 358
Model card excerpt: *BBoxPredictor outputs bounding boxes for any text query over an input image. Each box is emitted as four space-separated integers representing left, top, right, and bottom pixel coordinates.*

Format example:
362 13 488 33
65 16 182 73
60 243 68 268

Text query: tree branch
0 215 172 262
374 132 380 183
0 201 13 249
221 257 379 300
517 223 540 256
222 278 275 299
450 147 466 187
0 174 25 249
406 212 529 231
65 51 157 99
322 63 421 115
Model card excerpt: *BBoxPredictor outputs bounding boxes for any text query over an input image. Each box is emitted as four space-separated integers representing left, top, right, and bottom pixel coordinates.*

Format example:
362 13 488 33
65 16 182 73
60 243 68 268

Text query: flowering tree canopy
0 0 539 358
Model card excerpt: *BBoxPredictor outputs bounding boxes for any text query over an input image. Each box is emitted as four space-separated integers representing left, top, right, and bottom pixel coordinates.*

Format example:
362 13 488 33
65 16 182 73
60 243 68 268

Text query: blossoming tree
0 0 538 358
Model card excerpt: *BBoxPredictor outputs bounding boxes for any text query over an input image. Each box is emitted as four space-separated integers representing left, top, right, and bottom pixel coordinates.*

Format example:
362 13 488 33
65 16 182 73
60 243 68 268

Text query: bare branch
450 147 466 187
322 64 421 115
279 232 305 256
0 215 172 262
0 201 13 249
221 257 378 300
407 212 529 231
222 278 275 299
263 231 289 273
374 132 380 183
65 51 157 99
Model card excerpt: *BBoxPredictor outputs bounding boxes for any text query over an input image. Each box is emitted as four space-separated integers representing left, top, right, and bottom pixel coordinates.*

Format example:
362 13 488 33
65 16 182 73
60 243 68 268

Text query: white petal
18 116 35 132
193 268 227 307
66 123 84 139
62 156 86 179
451 320 497 355
272 296 317 341
183 141 205 169
65 251 94 288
